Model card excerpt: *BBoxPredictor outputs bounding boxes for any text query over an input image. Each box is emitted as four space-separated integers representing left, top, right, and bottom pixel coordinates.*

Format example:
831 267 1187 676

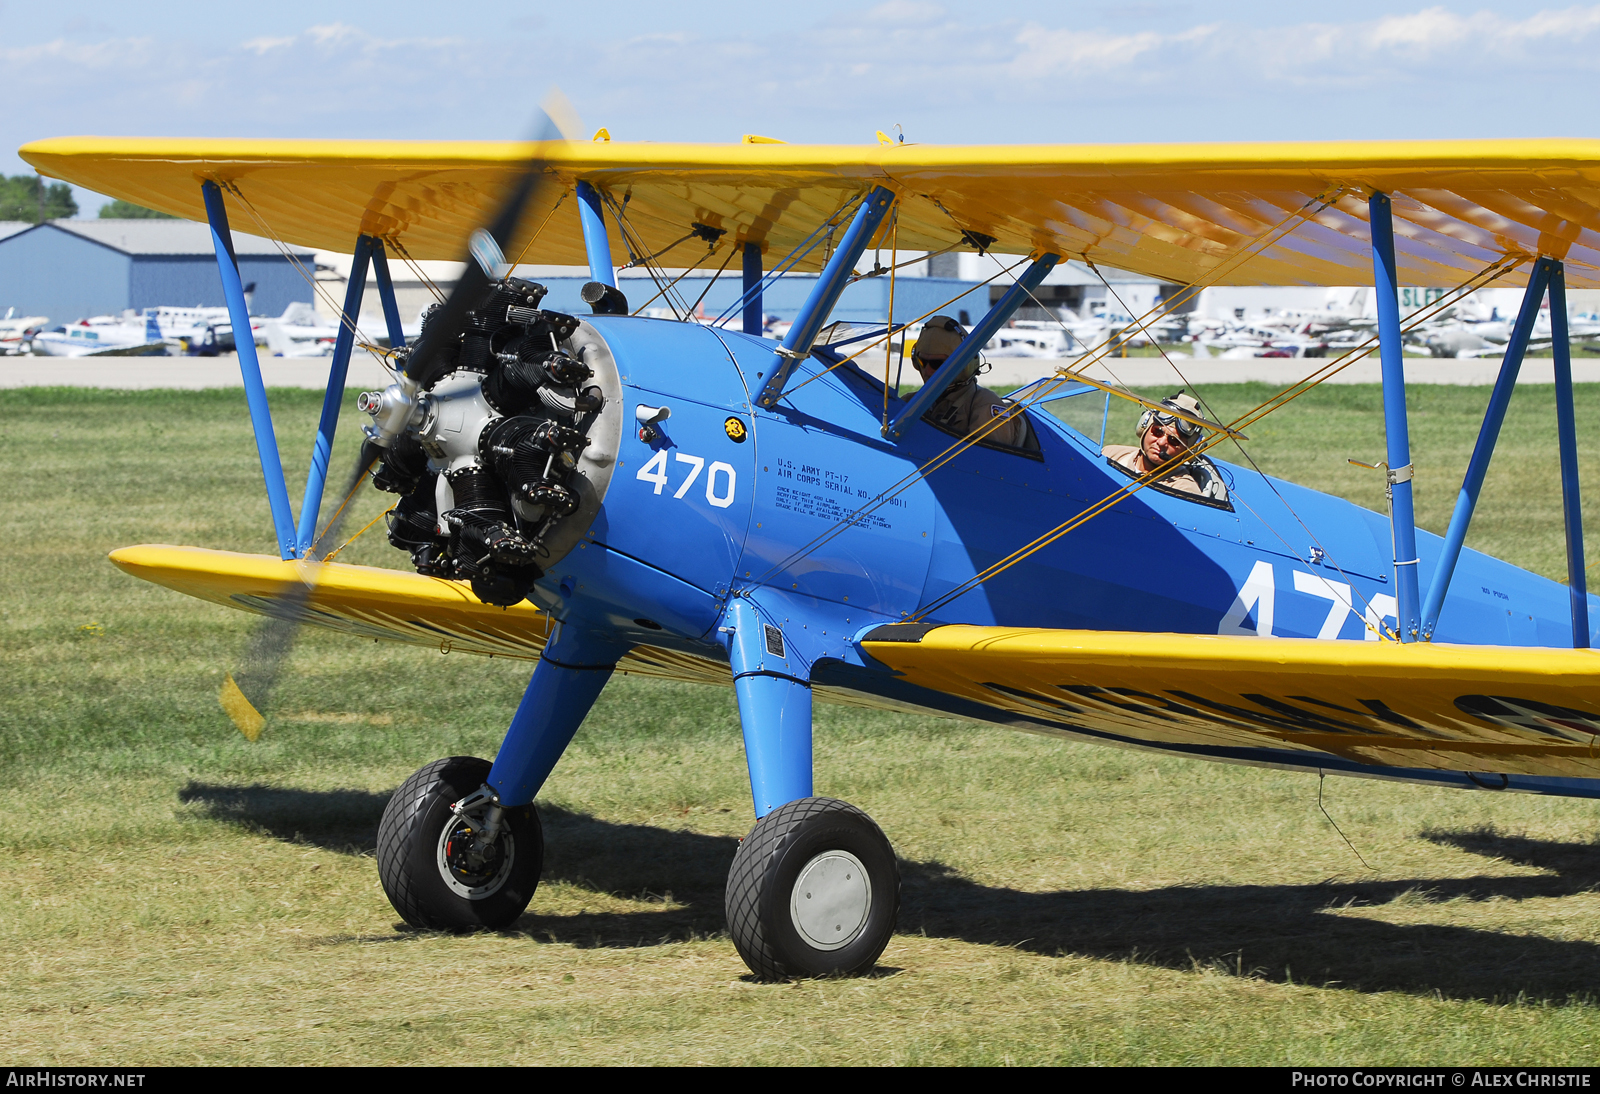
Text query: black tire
725 796 899 980
377 756 542 931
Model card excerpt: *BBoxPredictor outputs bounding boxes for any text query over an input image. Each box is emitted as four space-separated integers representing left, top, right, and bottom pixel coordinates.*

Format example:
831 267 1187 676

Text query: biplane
22 131 1600 980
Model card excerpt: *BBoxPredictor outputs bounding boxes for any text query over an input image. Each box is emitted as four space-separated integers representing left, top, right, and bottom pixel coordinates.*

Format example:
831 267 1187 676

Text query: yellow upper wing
22 136 1600 287
860 624 1600 780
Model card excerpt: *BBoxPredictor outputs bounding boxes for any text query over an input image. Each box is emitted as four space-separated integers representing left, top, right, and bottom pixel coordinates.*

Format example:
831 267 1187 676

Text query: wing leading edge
23 136 1600 287
859 623 1600 782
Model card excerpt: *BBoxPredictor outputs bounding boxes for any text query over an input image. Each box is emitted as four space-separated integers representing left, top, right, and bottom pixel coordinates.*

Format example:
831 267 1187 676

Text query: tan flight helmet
912 315 980 381
1137 391 1211 447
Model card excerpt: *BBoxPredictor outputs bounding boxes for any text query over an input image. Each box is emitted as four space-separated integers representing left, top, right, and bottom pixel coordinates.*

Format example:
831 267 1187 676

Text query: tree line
0 174 77 222
0 174 175 222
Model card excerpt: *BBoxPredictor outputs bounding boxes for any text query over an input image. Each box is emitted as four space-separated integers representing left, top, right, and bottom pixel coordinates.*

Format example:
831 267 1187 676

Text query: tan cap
1162 392 1204 419
913 315 966 362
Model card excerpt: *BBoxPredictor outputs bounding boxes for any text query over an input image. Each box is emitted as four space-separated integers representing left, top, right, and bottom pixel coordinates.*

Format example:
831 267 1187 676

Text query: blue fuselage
533 316 1589 668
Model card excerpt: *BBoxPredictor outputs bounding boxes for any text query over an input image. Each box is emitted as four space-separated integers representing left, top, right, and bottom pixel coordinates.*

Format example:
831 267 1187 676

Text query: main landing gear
373 610 901 979
377 756 543 931
719 600 900 979
726 796 900 979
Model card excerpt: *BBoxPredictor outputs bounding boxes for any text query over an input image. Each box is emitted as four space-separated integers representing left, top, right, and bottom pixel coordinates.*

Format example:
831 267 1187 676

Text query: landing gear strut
725 797 900 979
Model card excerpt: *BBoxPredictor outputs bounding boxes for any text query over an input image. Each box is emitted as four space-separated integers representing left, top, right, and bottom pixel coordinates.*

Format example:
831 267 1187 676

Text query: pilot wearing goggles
1102 391 1228 502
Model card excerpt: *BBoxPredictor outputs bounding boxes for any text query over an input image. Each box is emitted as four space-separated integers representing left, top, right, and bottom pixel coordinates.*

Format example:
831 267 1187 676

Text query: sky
3 1 1598 213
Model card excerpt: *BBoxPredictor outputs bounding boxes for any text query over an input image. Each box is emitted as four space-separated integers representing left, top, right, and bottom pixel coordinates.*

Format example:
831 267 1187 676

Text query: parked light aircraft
24 133 1600 981
257 301 342 357
1414 303 1600 359
0 307 49 355
29 306 230 357
30 310 168 356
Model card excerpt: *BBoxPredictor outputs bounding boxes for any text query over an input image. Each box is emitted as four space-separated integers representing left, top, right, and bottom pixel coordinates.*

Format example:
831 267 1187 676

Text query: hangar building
0 220 314 326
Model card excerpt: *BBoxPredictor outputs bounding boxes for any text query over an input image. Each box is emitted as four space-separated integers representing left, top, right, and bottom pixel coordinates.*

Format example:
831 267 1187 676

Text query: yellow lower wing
109 545 729 686
111 547 1600 779
860 624 1600 779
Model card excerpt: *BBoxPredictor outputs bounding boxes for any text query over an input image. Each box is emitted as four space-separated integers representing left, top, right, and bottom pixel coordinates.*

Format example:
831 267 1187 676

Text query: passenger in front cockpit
912 315 1029 448
1102 391 1229 502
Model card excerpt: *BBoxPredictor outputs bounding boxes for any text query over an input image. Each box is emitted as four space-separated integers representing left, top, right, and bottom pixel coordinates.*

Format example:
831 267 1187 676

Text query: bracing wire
626 242 721 318
323 501 398 562
748 192 1344 587
712 195 857 327
780 258 1029 402
223 182 367 340
504 186 571 272
908 254 1522 622
600 189 694 320
750 189 1514 615
684 241 741 320
220 181 397 381
385 237 447 304
620 228 700 272
850 240 958 285
1086 261 1395 624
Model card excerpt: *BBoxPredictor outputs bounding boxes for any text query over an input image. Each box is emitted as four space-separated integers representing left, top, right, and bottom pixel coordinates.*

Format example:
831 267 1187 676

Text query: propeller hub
359 377 422 447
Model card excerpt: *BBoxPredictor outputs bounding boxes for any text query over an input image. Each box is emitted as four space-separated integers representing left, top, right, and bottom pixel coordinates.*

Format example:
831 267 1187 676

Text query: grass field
5 383 1600 1065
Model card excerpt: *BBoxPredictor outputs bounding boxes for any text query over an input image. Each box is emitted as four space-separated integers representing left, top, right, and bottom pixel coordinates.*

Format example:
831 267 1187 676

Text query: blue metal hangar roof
0 219 314 326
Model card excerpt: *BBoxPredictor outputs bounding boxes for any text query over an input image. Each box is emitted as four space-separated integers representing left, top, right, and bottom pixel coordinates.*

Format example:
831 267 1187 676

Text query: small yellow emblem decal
724 417 747 443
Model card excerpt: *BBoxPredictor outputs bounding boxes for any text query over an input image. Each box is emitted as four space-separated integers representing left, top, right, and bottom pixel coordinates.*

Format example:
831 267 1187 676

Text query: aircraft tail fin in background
258 319 291 357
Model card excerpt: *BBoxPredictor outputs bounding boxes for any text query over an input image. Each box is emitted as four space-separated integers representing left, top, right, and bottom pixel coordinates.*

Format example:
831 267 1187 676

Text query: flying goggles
1138 404 1204 442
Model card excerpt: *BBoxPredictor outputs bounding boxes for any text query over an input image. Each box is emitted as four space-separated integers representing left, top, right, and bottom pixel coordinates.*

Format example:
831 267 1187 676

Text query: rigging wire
595 189 673 316
222 182 369 342
991 189 1352 425
600 189 695 320
684 240 742 321
323 501 398 562
219 180 397 382
1085 259 1400 625
850 240 959 285
619 228 701 271
759 208 1507 620
626 241 721 318
780 258 1028 401
383 236 448 304
212 182 448 554
966 216 1517 634
908 255 1521 622
308 462 373 555
504 186 571 272
1087 265 1380 627
748 193 1345 587
712 195 857 327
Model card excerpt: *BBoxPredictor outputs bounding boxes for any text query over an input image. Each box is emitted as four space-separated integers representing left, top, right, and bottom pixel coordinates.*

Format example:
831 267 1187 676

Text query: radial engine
357 278 623 607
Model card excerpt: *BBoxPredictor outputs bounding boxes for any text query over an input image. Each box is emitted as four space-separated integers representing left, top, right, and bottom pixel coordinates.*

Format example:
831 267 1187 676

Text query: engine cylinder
359 275 621 607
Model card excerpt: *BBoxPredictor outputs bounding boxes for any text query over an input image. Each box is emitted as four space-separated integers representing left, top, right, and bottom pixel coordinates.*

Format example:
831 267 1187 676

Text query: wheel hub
437 817 515 900
789 850 872 951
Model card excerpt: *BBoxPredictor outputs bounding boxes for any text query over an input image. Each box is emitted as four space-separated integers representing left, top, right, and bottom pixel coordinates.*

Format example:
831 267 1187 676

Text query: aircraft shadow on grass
178 781 1600 1003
